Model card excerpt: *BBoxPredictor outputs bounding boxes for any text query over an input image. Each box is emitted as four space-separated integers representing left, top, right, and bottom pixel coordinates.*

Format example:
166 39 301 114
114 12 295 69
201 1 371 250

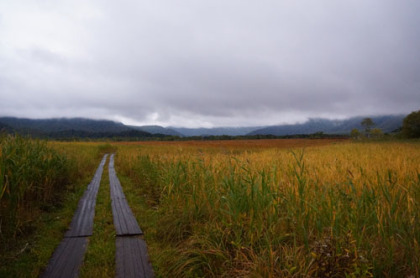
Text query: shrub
402 110 420 138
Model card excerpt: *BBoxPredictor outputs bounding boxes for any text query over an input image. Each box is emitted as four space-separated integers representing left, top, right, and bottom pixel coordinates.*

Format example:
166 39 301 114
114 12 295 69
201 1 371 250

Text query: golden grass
114 140 419 277
1 138 418 277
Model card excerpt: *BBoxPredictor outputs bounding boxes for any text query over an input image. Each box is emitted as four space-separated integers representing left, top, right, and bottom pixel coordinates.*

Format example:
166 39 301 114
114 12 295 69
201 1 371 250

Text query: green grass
0 135 71 241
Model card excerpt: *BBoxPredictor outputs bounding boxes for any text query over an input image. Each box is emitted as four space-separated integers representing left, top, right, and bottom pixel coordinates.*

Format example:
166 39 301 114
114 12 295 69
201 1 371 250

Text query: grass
0 138 104 277
1 138 418 277
114 140 420 277
0 167 93 277
0 135 71 240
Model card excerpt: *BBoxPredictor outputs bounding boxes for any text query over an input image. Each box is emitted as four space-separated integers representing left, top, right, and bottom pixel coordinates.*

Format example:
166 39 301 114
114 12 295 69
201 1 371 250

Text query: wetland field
1 137 419 277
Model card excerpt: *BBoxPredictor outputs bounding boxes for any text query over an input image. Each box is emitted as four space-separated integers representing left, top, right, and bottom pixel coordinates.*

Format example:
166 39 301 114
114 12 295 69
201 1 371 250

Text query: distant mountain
248 115 405 136
0 121 14 133
0 117 131 133
0 114 407 139
171 126 261 137
129 125 183 137
0 117 153 138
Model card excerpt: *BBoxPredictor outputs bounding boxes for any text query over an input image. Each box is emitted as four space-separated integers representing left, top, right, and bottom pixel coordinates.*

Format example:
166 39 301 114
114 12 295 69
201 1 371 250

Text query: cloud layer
1 0 419 127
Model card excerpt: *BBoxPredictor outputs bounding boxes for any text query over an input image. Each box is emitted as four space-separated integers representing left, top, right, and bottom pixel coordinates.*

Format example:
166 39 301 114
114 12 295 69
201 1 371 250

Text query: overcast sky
0 0 419 127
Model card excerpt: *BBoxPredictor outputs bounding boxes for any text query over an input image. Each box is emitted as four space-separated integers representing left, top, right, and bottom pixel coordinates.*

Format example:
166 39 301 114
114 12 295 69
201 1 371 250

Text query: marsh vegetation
1 138 419 277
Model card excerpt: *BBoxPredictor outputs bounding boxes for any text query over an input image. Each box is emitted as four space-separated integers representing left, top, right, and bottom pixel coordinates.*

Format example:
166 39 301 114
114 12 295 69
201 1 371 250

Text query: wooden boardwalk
109 154 142 236
109 154 153 277
42 154 108 278
42 154 153 278
41 238 88 278
116 237 154 278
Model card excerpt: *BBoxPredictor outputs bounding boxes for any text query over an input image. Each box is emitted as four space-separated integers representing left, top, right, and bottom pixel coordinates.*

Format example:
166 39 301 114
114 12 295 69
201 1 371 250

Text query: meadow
115 139 419 277
0 137 419 277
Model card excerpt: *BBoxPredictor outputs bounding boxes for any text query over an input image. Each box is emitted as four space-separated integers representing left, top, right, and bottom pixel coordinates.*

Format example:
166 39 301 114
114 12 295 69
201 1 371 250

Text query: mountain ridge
248 115 405 136
128 125 183 137
169 126 262 137
0 117 153 138
0 114 406 138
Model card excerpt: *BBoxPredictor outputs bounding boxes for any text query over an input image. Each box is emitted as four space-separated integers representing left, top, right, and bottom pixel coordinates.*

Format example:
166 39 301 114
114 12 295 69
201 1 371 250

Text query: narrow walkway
109 154 154 278
109 155 142 236
42 154 108 278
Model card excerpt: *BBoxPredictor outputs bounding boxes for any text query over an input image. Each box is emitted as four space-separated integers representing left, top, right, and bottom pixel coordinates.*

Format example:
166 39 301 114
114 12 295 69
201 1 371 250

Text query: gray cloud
0 0 419 127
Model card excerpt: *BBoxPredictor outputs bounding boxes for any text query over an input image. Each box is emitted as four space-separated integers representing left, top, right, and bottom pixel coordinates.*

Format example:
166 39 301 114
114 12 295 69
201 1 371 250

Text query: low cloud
0 0 419 127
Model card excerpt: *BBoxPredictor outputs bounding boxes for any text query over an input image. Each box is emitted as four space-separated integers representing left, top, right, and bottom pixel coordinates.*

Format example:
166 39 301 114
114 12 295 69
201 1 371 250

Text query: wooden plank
42 155 107 277
109 154 143 235
41 237 88 278
65 154 108 237
116 237 154 278
108 154 127 200
109 154 153 276
84 153 108 200
65 197 96 237
111 198 143 235
109 173 126 200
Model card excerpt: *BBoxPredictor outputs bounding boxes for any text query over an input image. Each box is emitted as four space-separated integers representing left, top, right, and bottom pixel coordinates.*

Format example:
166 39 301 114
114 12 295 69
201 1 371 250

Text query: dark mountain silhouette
248 115 405 136
0 114 406 139
0 121 14 133
128 125 183 136
0 117 152 139
170 126 261 137
0 117 130 133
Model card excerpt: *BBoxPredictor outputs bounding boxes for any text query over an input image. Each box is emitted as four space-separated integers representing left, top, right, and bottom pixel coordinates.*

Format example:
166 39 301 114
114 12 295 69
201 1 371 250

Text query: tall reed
116 141 419 277
0 135 71 241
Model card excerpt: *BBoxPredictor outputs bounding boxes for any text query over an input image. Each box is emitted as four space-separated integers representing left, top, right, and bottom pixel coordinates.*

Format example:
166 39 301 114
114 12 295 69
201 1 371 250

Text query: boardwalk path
42 154 153 278
42 154 108 278
109 154 154 278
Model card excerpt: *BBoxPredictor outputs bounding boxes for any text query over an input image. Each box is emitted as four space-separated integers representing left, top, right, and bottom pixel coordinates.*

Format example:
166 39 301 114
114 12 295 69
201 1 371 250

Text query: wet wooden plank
41 237 88 278
111 198 143 235
109 154 153 276
42 155 107 277
109 154 142 235
116 237 154 278
65 197 96 237
109 157 126 200
85 154 108 199
65 154 107 237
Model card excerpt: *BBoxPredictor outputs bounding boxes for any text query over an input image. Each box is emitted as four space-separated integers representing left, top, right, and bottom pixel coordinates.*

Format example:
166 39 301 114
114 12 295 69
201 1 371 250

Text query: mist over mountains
247 115 405 136
0 114 405 139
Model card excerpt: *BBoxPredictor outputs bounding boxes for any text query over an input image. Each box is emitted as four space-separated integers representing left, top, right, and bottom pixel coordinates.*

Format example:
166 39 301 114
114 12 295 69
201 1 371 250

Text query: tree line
350 109 420 139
